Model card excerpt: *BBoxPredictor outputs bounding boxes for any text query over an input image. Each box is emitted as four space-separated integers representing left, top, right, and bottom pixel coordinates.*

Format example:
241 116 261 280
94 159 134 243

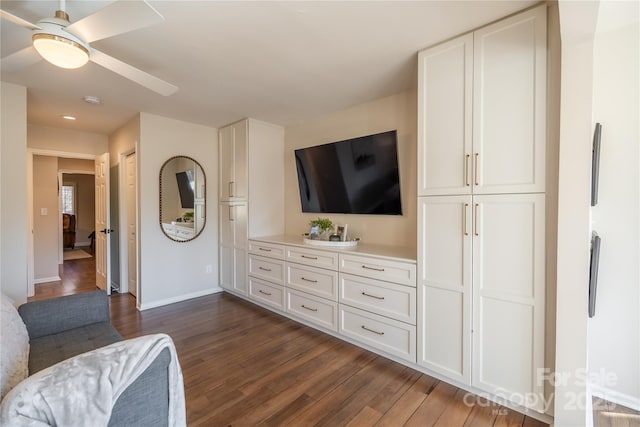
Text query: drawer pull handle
361 291 384 300
259 266 272 272
301 304 318 312
259 248 272 252
301 277 318 283
361 325 385 335
362 265 384 272
258 290 272 296
301 255 318 260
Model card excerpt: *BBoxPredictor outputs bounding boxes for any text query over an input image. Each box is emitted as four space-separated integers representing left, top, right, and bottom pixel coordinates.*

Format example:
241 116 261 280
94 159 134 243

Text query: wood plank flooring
32 260 549 427
593 398 640 427
109 292 549 427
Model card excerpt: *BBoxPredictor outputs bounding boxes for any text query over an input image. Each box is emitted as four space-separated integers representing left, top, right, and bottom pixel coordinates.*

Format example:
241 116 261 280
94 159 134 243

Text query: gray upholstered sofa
17 291 173 427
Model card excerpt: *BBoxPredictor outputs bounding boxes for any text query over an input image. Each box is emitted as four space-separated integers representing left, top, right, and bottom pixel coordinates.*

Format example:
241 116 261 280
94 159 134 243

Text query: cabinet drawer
339 305 416 363
248 277 285 311
248 254 284 285
286 290 338 332
286 246 338 271
287 264 338 301
340 274 416 324
248 240 285 260
339 254 416 287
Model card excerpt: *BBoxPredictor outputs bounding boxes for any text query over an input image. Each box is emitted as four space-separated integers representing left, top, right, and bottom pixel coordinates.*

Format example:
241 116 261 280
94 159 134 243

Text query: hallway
30 248 96 302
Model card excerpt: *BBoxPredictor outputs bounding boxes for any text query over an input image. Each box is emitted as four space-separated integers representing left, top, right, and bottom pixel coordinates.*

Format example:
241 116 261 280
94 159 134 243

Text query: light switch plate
40 208 48 215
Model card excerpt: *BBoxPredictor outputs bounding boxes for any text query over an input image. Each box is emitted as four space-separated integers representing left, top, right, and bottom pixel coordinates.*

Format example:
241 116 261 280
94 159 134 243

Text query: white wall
0 82 28 304
138 113 219 309
109 115 139 167
554 1 600 425
33 156 60 282
58 158 94 172
588 11 640 410
284 90 417 248
28 124 108 155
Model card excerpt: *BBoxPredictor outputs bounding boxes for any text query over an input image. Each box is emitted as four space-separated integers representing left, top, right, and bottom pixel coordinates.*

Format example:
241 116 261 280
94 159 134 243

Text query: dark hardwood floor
33 257 552 426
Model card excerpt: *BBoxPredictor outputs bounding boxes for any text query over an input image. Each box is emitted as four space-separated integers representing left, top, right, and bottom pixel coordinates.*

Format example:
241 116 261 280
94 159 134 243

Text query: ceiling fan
0 0 178 96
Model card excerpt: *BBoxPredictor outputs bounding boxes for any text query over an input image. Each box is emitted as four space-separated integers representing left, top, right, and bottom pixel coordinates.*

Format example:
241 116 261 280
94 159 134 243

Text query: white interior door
126 153 137 297
95 153 111 294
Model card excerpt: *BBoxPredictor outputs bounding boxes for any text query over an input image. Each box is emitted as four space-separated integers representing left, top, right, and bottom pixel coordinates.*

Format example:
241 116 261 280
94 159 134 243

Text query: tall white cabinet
218 119 284 296
417 5 547 413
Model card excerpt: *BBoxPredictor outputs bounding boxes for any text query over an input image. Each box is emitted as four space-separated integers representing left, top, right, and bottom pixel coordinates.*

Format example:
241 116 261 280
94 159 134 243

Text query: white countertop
250 235 417 264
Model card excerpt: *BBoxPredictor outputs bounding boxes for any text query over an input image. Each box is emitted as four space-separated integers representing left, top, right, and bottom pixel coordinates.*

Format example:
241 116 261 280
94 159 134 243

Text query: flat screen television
176 170 195 209
294 130 402 215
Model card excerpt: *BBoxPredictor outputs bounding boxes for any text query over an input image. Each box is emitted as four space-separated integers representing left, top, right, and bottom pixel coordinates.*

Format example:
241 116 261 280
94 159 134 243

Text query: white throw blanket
0 333 186 427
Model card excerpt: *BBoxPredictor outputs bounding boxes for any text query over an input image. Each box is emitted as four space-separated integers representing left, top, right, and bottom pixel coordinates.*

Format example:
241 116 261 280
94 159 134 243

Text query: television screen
294 130 402 215
176 170 195 209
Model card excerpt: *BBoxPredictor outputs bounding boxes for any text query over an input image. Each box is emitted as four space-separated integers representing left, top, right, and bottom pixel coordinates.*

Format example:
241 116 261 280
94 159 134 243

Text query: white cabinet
472 194 546 409
248 237 417 362
161 223 196 240
418 33 473 196
218 118 285 297
418 5 546 196
219 202 247 295
246 241 286 311
417 196 472 384
219 120 248 201
417 4 547 413
339 305 416 363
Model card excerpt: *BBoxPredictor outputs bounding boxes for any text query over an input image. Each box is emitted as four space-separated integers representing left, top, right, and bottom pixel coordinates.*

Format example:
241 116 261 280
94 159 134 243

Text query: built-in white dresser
246 235 417 363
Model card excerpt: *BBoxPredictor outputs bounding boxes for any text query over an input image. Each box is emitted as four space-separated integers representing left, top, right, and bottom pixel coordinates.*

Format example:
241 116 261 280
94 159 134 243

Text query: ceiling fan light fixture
33 33 89 69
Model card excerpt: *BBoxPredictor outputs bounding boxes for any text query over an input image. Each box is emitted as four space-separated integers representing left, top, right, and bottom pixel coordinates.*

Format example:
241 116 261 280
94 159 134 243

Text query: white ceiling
1 0 538 135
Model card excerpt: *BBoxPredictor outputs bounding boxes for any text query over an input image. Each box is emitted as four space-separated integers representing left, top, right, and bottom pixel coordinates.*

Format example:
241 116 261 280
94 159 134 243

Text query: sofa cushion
0 294 29 400
28 322 123 374
18 291 111 340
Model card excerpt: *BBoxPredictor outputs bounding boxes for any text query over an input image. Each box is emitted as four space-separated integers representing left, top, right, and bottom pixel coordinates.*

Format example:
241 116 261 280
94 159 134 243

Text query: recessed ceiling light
62 115 76 120
83 95 102 105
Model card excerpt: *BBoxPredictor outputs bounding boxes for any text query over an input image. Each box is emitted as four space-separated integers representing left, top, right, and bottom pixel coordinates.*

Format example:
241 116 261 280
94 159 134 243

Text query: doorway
60 171 95 263
119 151 138 298
28 150 111 299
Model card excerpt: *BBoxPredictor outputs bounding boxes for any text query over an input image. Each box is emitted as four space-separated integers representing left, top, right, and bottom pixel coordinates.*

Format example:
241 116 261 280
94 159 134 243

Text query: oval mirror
159 156 206 242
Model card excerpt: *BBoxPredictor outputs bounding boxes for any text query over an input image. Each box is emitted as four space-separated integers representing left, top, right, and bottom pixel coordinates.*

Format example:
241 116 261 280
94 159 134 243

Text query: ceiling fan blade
1 46 41 72
90 48 178 96
66 0 164 43
0 9 41 30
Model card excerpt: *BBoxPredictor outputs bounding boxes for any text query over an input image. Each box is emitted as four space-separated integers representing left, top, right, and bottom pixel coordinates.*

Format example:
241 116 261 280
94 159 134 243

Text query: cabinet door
219 203 247 248
219 125 234 201
219 244 233 291
234 248 247 295
473 5 546 194
232 120 248 200
417 196 472 384
418 33 473 196
472 193 545 411
219 120 248 201
219 202 248 295
233 202 248 251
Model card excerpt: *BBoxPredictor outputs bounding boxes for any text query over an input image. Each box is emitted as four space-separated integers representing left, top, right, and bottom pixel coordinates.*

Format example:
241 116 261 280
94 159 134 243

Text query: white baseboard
75 241 90 247
137 287 223 311
34 276 61 284
591 383 640 412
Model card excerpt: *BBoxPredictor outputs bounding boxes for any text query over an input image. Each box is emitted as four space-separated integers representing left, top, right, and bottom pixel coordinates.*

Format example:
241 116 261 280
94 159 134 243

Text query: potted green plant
309 217 333 239
183 211 194 222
